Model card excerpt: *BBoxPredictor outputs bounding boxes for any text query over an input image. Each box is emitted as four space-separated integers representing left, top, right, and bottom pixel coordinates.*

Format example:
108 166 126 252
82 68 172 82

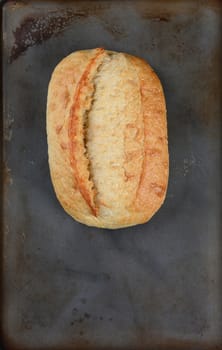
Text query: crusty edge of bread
47 49 169 229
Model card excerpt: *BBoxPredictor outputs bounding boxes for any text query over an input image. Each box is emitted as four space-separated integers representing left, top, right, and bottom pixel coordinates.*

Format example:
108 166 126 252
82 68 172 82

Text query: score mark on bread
47 48 169 229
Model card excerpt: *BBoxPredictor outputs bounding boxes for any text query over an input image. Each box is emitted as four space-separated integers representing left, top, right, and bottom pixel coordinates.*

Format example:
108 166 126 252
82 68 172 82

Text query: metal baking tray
1 0 222 349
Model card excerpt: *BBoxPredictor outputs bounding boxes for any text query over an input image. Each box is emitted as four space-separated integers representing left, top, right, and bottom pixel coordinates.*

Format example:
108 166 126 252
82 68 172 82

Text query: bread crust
47 48 169 228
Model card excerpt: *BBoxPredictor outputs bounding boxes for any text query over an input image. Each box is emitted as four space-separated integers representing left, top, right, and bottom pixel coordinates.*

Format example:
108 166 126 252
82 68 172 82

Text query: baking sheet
1 0 222 349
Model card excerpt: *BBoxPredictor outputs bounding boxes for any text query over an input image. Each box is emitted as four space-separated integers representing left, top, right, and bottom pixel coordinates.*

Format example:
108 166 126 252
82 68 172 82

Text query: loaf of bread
47 48 169 229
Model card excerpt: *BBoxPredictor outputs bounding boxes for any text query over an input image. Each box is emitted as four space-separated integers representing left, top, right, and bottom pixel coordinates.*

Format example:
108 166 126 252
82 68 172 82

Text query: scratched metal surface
1 0 222 349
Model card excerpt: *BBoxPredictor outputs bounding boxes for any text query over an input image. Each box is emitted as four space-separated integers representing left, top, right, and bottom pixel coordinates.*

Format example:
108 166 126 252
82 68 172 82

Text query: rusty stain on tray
9 2 111 62
10 10 80 62
6 0 29 10
3 163 13 186
141 13 171 22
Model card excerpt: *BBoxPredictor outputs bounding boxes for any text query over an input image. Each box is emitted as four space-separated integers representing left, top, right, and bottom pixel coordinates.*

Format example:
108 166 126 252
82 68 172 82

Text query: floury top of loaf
47 48 169 229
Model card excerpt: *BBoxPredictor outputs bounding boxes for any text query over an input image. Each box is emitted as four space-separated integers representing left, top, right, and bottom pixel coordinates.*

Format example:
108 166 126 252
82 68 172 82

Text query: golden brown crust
47 49 169 229
126 55 169 223
47 50 97 223
68 48 105 216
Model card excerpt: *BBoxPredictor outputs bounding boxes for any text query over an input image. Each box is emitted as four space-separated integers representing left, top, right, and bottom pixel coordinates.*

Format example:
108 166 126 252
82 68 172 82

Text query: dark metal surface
1 0 222 349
